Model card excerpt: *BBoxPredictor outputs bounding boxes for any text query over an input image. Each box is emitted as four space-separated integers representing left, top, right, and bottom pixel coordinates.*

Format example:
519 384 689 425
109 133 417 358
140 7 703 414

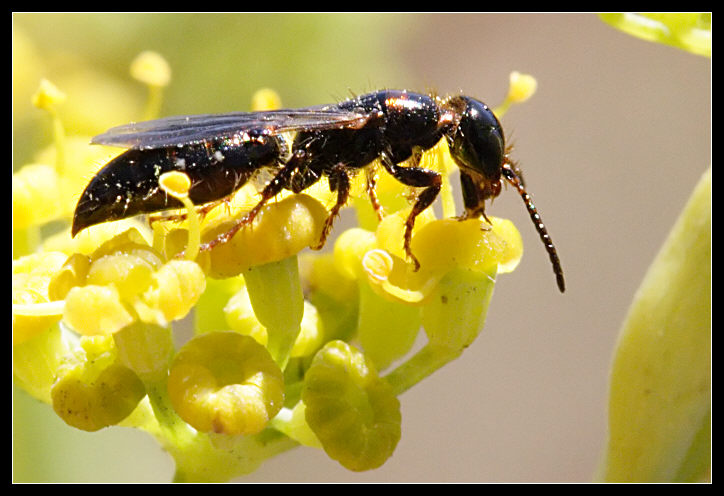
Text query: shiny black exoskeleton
73 90 564 292
72 131 283 233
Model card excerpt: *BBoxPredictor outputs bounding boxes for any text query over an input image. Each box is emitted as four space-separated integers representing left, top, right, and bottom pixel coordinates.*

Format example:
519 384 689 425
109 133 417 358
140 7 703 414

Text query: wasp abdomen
71 132 283 236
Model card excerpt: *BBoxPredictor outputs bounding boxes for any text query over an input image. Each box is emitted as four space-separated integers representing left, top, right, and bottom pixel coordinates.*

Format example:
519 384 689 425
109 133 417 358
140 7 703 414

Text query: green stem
145 380 195 442
384 343 462 396
143 84 164 121
385 266 496 396
144 379 299 482
243 256 304 370
51 109 66 174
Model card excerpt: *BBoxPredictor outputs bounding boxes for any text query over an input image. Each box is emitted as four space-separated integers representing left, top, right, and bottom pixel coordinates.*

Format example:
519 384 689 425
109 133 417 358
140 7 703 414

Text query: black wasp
73 89 565 292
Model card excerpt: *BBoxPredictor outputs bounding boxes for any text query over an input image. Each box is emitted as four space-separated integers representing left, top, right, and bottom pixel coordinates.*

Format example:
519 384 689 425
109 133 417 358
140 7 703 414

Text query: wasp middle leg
380 150 442 271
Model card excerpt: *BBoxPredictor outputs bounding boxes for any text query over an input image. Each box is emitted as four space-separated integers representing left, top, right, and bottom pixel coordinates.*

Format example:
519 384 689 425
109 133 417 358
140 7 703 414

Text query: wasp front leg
458 171 494 224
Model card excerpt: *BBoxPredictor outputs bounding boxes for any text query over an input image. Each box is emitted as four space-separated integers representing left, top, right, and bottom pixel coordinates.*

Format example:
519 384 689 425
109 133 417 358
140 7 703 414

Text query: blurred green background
13 13 710 482
14 13 424 167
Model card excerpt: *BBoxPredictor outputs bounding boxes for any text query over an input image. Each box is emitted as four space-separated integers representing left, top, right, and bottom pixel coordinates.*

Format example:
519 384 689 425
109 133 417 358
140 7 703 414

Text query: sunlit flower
167 332 284 436
51 335 146 432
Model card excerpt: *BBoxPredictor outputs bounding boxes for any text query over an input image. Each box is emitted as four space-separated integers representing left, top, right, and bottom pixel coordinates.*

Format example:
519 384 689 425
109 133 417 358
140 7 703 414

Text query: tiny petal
48 253 91 301
12 164 63 229
251 88 283 111
159 170 191 197
87 252 156 300
410 217 523 275
64 285 134 336
506 71 538 104
31 78 66 109
140 259 206 324
13 252 69 345
204 194 327 278
333 227 378 280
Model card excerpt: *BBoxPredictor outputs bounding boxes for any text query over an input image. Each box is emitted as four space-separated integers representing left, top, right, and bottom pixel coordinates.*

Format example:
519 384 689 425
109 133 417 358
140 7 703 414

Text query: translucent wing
91 106 381 150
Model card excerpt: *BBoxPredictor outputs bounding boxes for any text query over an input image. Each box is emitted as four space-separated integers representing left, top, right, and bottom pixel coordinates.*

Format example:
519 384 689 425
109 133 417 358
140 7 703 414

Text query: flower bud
130 51 171 87
63 285 134 336
506 71 537 104
12 164 63 229
251 88 282 111
13 252 70 345
138 259 206 324
303 340 401 471
31 78 66 110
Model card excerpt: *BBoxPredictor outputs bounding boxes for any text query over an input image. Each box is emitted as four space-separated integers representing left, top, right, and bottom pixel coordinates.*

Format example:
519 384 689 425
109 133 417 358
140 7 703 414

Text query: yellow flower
57 228 206 334
130 51 171 88
202 194 328 279
12 252 68 345
64 285 135 336
168 332 284 436
335 209 522 305
51 335 145 432
12 164 63 230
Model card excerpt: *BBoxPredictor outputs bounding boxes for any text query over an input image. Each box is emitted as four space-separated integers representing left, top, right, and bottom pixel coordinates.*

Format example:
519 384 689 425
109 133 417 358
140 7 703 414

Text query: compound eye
448 100 505 180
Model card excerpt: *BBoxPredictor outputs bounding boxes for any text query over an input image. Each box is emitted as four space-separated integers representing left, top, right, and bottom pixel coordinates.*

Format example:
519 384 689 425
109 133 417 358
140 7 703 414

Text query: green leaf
599 13 711 57
599 168 711 482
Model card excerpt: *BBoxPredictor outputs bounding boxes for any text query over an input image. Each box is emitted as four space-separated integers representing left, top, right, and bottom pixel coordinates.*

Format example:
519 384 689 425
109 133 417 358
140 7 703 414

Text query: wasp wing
91 106 381 150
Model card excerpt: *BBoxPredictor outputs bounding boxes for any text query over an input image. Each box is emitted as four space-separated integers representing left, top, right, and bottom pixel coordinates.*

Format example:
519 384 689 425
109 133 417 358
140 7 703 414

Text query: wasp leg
147 197 228 226
313 163 350 250
365 167 384 221
198 159 297 252
457 171 493 223
380 150 441 271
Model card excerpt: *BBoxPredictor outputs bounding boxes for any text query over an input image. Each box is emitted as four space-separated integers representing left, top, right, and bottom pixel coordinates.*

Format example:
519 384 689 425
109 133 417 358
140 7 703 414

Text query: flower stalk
243 257 304 369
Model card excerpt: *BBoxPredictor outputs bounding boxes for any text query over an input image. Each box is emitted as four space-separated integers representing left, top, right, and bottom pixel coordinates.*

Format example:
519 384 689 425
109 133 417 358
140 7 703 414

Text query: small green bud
303 340 401 471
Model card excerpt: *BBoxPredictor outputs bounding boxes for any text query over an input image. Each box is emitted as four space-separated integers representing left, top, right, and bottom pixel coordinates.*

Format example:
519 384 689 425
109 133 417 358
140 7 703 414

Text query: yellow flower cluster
12 48 531 480
58 228 206 334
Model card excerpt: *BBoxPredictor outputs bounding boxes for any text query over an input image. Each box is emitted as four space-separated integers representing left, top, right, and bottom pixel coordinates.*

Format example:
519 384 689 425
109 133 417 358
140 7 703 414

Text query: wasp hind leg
197 159 298 252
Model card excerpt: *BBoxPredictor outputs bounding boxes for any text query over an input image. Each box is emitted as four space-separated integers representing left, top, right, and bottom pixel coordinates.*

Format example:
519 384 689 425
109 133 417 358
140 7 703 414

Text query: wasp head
442 96 506 218
444 96 505 184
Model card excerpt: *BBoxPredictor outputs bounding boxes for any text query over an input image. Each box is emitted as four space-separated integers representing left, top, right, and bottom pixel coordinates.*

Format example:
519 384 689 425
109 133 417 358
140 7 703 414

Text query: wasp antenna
502 162 565 292
504 147 526 188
